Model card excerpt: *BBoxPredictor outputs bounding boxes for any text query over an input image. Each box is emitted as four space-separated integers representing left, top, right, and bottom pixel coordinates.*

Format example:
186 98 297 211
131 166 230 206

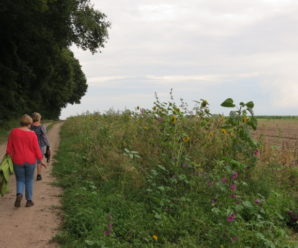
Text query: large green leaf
246 101 254 109
221 98 235 108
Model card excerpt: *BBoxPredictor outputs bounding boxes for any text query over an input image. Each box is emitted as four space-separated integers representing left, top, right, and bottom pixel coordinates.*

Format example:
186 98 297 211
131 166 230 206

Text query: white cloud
62 0 298 118
137 4 178 22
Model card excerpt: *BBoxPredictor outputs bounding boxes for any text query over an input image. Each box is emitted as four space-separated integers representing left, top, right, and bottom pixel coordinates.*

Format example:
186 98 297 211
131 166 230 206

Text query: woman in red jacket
6 114 45 207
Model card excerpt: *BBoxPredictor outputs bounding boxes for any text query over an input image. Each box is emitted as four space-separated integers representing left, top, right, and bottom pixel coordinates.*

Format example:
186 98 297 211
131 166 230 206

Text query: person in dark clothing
30 112 50 181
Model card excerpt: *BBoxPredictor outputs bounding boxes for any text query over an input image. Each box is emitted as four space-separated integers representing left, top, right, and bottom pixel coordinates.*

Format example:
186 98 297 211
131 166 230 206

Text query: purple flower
254 149 260 156
221 177 227 183
104 231 111 236
230 184 237 191
255 199 261 204
230 194 237 199
227 213 237 222
231 172 238 180
231 236 238 242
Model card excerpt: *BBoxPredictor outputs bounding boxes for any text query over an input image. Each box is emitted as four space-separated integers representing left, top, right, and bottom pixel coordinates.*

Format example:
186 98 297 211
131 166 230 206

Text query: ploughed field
253 119 298 149
253 119 298 166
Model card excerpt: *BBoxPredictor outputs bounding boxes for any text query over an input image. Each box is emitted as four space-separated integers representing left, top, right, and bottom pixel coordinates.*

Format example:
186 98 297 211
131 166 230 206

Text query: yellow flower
242 116 248 122
201 100 208 107
183 136 190 143
221 128 228 135
209 132 214 137
152 234 158 241
172 115 177 124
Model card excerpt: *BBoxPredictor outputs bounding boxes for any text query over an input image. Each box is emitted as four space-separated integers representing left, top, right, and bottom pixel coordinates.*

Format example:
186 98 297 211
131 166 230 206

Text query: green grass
0 119 19 143
0 119 55 144
53 100 298 248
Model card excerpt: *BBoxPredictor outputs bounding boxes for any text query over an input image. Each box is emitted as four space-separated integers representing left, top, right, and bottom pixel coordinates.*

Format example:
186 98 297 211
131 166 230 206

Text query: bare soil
253 119 298 150
0 122 64 248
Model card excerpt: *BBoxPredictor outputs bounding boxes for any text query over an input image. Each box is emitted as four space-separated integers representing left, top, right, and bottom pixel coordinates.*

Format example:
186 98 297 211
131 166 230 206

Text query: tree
0 0 110 122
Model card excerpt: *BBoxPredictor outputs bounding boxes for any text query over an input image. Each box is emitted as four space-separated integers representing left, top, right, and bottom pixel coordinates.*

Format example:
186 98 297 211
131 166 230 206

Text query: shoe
25 200 34 207
14 193 22 208
36 174 42 181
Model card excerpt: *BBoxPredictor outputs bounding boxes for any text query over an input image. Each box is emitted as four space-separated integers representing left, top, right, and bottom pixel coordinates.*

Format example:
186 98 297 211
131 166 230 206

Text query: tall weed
53 95 298 247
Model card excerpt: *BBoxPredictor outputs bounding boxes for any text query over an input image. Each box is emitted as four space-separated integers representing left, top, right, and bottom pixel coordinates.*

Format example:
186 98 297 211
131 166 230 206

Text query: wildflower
221 128 228 135
231 172 238 180
255 199 261 204
230 184 237 191
227 213 237 222
209 131 214 137
221 177 227 183
201 100 208 107
254 149 260 156
172 115 177 124
104 231 111 236
152 234 158 241
230 194 237 199
183 136 190 143
231 236 238 242
242 116 248 122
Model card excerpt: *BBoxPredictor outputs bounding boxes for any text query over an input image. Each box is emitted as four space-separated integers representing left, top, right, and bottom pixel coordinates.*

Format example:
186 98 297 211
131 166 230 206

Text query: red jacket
6 128 43 165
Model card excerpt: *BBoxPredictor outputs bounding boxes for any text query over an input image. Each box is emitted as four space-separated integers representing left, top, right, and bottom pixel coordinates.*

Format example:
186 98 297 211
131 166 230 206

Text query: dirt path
0 122 64 248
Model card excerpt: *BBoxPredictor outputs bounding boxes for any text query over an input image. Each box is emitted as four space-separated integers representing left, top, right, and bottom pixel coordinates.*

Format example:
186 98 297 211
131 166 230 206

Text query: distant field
254 119 298 150
256 116 298 120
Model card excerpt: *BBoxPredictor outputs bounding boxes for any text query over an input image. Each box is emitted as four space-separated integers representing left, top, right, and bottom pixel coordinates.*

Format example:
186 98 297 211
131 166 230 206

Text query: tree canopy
0 0 110 121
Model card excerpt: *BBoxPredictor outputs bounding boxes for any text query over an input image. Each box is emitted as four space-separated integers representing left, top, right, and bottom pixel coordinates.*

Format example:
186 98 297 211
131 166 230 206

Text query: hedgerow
53 94 298 247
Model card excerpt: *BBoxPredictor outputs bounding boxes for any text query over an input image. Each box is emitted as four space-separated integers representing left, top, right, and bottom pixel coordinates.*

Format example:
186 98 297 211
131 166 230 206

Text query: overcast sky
61 0 298 118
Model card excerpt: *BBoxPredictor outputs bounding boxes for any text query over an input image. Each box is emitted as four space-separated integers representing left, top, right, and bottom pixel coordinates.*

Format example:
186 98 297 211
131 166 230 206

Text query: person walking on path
30 112 50 181
6 114 45 207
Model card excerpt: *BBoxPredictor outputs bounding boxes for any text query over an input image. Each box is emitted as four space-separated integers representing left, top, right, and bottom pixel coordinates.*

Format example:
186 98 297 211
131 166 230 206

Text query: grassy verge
53 98 298 248
0 119 19 144
0 119 56 144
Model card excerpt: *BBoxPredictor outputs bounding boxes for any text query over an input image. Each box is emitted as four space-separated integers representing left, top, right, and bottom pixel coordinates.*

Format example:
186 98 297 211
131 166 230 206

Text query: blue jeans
13 163 36 200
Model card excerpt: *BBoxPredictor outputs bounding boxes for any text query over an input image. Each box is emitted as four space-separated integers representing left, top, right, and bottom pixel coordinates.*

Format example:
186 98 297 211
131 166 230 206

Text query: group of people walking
5 113 50 207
